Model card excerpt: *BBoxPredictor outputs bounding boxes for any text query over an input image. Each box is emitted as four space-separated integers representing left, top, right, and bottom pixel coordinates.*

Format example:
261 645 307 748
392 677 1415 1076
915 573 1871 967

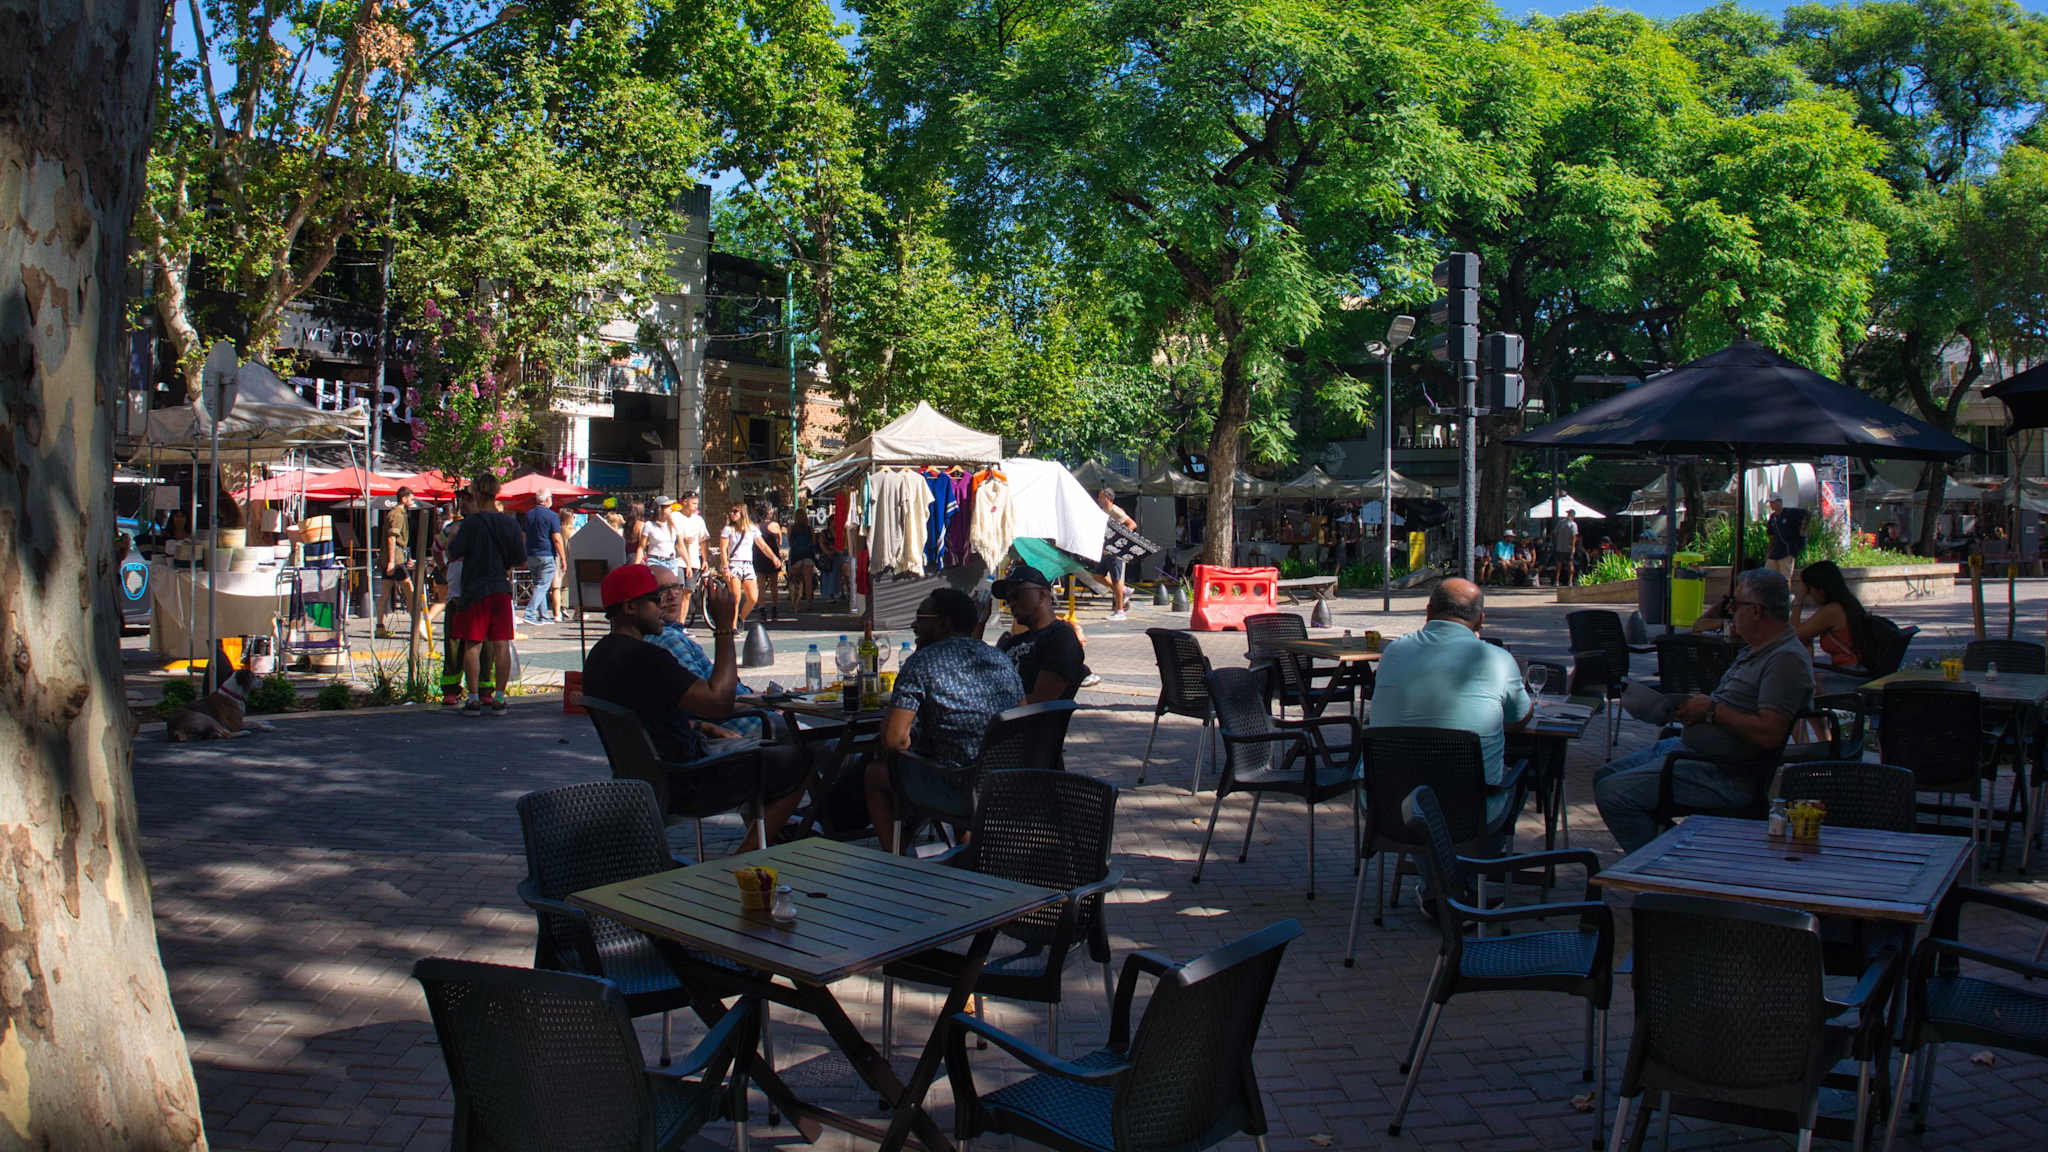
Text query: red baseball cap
600 563 660 609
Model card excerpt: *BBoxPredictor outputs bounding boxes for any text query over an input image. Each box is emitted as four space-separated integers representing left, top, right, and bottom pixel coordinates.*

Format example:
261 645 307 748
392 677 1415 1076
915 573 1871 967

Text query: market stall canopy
1508 341 1976 462
1984 361 2048 430
232 466 447 503
1525 494 1606 519
1137 465 1207 497
1352 468 1433 500
1067 460 1133 494
1856 475 1918 504
137 361 368 460
1233 471 1278 498
497 472 598 511
1359 500 1406 526
1002 457 1108 561
801 401 1003 493
1277 465 1349 498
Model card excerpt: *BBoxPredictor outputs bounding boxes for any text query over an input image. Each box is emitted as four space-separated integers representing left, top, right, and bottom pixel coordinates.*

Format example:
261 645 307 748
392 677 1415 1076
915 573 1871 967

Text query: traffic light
1481 332 1525 410
1429 252 1480 364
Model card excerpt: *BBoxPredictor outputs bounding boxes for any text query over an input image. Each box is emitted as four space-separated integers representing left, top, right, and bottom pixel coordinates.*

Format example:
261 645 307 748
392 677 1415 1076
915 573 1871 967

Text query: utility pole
1431 253 1480 580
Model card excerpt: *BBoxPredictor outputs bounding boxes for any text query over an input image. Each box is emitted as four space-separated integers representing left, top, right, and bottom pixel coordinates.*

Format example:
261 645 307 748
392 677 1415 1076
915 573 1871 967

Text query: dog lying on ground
165 668 275 741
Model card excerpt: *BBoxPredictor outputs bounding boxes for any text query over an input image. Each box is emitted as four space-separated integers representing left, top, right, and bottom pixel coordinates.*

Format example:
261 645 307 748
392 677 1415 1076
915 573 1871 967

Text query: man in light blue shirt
1369 578 1533 825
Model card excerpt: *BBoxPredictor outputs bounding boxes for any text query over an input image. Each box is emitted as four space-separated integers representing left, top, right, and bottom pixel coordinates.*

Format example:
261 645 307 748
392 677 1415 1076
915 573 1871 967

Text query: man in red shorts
446 472 526 715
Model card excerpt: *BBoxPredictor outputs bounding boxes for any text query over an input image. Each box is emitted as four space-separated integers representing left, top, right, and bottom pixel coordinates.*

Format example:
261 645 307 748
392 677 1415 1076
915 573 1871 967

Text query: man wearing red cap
582 563 805 850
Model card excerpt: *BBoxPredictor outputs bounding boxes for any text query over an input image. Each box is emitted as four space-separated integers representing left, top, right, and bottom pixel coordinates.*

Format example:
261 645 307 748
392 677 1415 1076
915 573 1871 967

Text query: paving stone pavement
130 584 2048 1151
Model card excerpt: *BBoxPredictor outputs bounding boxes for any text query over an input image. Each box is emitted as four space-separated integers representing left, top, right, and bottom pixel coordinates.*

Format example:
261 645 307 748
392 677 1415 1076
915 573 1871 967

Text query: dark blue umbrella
1510 340 1973 597
1985 361 2048 431
1510 341 1975 462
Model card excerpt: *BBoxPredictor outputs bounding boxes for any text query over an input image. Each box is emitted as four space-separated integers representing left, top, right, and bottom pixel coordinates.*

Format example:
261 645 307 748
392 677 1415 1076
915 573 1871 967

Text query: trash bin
1636 562 1669 626
1670 550 1707 627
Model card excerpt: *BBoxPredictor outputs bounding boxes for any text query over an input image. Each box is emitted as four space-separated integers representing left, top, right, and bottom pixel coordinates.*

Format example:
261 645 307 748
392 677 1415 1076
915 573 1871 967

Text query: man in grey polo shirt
1593 568 1812 852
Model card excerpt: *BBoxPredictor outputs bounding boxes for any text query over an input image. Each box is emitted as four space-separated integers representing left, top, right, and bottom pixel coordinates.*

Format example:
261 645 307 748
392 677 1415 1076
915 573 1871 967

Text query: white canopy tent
1137 465 1207 497
1003 457 1109 561
1353 468 1433 501
1525 494 1605 520
1067 460 1133 495
1277 465 1348 498
800 401 1004 494
135 361 368 460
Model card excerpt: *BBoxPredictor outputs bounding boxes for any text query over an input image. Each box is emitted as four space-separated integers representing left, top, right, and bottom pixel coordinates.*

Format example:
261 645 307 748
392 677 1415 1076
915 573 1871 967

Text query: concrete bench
1276 575 1339 604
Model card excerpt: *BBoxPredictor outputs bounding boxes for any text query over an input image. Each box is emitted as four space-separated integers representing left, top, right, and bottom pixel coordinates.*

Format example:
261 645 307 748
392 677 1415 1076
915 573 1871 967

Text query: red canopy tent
233 467 461 503
495 472 598 511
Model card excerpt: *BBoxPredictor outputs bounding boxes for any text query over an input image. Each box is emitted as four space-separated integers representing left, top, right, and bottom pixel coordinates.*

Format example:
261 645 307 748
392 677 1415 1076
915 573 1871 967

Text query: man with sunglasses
1592 568 1812 852
582 563 805 850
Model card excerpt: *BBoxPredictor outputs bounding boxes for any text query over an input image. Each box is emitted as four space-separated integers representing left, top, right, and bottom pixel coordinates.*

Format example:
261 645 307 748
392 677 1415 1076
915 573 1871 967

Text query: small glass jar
1768 798 1789 839
771 885 796 924
1986 661 1999 681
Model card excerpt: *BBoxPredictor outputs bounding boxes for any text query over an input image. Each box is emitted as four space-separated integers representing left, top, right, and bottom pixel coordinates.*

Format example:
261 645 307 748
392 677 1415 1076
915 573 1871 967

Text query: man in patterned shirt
867 587 1023 852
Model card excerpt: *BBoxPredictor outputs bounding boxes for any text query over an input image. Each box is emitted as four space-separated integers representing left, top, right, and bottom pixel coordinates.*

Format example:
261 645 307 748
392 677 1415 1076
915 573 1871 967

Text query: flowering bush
407 297 536 480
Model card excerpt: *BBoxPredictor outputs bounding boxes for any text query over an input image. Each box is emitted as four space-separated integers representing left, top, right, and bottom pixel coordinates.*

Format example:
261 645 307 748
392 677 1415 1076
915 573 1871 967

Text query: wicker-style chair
1881 681 1990 882
1612 894 1898 1152
1141 627 1216 792
882 771 1121 1060
413 957 755 1152
1344 726 1526 964
1884 887 2048 1151
1192 667 1361 901
945 919 1303 1152
516 779 697 1065
890 700 1079 851
583 696 767 859
1388 786 1613 1146
1244 612 1343 716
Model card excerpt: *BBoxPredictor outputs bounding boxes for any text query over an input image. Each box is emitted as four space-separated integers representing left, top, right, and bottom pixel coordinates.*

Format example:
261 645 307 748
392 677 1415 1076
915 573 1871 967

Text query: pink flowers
422 299 442 320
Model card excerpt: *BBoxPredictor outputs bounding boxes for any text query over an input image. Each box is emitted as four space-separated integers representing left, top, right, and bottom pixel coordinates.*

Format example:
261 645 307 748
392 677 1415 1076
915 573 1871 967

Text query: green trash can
1670 551 1707 627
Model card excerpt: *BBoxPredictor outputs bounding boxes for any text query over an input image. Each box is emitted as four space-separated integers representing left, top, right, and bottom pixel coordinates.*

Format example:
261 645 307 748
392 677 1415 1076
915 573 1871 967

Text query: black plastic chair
1344 726 1526 964
1962 638 2047 675
890 700 1079 851
1962 638 2044 867
517 779 697 1065
1778 760 1917 833
1244 611 1341 716
1651 633 1736 696
1140 627 1215 792
1883 887 2048 1151
1880 681 1989 883
945 919 1303 1152
882 771 1121 1061
1192 667 1360 901
1611 894 1897 1152
413 957 755 1152
1388 786 1613 1146
583 695 767 858
1567 609 1652 754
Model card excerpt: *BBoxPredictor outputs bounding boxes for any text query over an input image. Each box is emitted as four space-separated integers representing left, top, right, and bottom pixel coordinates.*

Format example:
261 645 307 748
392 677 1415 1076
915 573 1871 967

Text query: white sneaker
1080 673 1103 688
1106 611 1128 621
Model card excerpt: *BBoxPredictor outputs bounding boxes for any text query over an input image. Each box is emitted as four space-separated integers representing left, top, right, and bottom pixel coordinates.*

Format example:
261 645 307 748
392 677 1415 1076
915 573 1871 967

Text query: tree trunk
1198 338 1251 566
0 2 207 1148
1915 461 1947 557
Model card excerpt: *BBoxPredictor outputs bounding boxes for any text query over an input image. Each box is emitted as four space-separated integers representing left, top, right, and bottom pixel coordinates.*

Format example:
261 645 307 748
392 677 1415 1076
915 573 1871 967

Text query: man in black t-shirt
1765 496 1809 578
991 563 1089 702
582 563 803 851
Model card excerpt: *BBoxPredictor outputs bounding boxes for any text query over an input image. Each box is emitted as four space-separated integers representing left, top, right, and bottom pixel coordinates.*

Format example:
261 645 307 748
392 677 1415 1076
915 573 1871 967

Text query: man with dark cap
991 563 1089 703
581 563 805 850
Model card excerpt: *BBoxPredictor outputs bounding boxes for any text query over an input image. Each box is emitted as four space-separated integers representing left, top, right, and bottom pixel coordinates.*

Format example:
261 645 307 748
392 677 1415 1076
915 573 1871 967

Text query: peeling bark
0 0 207 1148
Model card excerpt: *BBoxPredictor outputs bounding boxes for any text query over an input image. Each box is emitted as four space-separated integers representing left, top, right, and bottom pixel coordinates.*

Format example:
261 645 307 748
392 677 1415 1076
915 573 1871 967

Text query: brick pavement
131 584 2048 1151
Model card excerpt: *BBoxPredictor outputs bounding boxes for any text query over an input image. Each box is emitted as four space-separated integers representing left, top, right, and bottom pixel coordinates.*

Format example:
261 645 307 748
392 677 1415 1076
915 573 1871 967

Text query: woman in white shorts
638 498 680 573
721 503 763 623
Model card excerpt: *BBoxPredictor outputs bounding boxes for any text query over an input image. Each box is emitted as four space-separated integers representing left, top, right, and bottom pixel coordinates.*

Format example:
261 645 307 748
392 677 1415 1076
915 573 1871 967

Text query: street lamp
1371 315 1416 613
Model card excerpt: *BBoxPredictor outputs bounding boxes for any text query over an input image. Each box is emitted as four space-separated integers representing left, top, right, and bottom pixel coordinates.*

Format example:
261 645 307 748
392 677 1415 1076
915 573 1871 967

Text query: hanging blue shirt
924 472 956 571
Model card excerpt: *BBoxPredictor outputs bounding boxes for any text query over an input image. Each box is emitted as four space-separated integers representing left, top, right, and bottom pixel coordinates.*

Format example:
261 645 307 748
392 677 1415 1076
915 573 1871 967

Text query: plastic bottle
804 644 823 692
899 640 913 667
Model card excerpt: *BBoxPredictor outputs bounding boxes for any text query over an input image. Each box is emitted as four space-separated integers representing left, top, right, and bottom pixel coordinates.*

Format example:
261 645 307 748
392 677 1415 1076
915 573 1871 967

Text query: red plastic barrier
1189 564 1279 632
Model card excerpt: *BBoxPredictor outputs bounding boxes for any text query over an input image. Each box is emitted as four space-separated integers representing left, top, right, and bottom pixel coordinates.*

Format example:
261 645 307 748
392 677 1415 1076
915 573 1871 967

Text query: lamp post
1372 315 1416 613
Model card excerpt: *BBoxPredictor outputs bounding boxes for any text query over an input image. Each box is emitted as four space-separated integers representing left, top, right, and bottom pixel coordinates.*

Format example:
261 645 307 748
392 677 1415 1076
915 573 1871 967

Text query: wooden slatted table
1596 815 1973 923
573 837 1061 1152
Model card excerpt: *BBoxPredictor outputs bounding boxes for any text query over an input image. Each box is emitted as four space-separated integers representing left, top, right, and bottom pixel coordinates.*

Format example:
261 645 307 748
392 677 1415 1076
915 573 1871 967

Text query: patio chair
1961 638 2044 864
945 919 1303 1152
1244 612 1342 716
1344 726 1526 964
1192 667 1360 901
277 566 352 679
516 779 702 1065
1962 638 2047 675
1883 887 2048 1151
1611 894 1898 1152
1779 761 1918 973
1651 633 1735 696
582 696 768 859
882 770 1120 1061
890 700 1079 852
1388 786 1613 1146
1567 609 1653 754
413 957 754 1152
1879 681 1989 882
1646 703 1844 831
1140 627 1215 792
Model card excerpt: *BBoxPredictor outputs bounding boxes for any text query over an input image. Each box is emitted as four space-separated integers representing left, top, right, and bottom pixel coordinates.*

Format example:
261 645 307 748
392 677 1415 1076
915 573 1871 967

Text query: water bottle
804 644 823 692
899 640 913 667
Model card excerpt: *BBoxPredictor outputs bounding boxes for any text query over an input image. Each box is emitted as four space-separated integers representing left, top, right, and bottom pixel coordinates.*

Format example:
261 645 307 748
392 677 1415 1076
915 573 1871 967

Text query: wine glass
875 634 895 669
834 644 858 688
1525 663 1551 698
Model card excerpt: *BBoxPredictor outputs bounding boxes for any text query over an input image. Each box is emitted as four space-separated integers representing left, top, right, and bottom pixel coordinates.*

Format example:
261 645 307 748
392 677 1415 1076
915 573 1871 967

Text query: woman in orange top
1794 560 1873 674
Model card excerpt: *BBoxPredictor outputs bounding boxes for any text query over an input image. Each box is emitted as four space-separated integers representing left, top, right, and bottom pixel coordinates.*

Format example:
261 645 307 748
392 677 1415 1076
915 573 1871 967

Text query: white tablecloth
149 561 286 659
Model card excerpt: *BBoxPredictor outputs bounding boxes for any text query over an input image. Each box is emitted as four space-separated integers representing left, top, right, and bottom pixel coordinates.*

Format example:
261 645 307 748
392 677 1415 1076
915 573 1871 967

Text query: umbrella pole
1732 452 1747 603
1663 456 1676 635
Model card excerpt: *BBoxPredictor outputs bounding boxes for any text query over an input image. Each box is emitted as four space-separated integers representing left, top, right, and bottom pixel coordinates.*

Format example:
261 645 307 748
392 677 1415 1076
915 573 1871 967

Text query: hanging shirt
946 473 974 565
925 472 955 571
969 476 1016 569
868 471 934 577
